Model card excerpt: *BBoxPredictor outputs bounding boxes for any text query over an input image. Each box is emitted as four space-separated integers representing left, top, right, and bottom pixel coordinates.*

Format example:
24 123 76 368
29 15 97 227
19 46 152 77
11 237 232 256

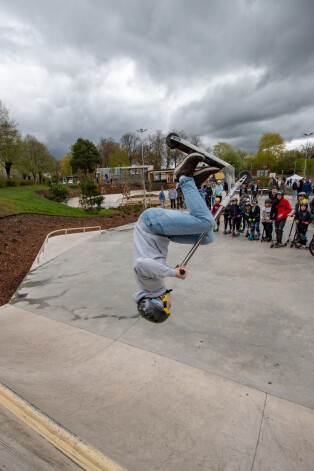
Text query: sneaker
174 153 206 181
193 166 220 188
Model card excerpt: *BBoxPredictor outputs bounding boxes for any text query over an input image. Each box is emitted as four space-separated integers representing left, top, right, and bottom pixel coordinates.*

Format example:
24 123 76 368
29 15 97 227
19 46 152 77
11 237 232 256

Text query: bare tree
0 101 22 179
120 132 140 165
97 137 116 167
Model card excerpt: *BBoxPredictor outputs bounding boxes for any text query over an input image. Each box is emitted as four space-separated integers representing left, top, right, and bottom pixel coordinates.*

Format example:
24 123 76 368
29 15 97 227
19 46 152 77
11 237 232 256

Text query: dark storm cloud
0 0 314 157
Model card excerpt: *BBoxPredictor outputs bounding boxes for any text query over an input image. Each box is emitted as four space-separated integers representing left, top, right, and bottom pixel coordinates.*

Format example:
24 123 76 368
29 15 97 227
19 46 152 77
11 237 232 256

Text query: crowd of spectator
158 174 314 249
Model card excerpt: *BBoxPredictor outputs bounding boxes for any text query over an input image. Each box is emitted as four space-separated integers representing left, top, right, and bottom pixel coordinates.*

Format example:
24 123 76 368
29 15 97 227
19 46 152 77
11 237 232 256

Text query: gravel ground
0 210 141 306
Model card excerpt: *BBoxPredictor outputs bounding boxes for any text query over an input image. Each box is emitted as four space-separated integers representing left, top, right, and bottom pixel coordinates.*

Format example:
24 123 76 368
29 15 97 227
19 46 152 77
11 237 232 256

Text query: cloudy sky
1 0 314 159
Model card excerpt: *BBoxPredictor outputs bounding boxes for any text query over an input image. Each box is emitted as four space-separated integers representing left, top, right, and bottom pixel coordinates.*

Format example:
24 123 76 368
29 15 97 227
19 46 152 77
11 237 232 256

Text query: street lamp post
303 132 313 178
136 128 148 207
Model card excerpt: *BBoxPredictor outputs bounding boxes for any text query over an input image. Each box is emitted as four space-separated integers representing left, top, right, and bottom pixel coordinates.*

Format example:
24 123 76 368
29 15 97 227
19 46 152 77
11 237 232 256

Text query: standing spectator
251 181 259 199
230 197 242 236
223 201 232 234
269 187 278 205
249 199 261 240
294 202 313 248
159 188 166 208
168 186 178 209
211 183 216 206
223 180 228 193
270 191 292 247
176 185 183 208
310 197 314 215
268 177 277 198
303 178 312 199
205 184 212 209
212 197 221 231
278 177 286 194
239 183 248 197
297 179 304 193
292 180 298 198
214 180 223 202
239 194 250 232
261 198 273 242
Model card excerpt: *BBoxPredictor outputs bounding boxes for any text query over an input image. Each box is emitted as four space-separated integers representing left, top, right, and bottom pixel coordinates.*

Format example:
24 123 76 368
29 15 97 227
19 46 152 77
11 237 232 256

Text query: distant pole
303 132 313 177
136 128 148 207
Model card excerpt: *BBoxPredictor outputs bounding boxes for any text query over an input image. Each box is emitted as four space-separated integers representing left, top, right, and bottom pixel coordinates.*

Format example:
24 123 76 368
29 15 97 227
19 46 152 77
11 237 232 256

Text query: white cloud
0 0 314 158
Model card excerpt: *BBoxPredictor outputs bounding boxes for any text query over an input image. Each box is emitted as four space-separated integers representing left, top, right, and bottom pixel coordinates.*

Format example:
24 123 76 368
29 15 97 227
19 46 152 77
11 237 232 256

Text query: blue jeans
140 177 214 245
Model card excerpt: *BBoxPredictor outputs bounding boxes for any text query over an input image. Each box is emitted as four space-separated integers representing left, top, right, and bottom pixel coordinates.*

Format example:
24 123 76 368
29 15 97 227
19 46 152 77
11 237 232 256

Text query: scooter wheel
238 170 252 184
166 132 180 149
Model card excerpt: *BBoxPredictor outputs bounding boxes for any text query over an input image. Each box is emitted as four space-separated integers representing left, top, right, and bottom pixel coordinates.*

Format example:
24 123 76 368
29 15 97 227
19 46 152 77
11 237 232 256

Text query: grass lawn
0 185 117 217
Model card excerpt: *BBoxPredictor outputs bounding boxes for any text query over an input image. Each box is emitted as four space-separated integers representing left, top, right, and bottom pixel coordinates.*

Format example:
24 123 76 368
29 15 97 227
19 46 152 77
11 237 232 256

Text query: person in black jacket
243 201 252 237
294 202 313 248
229 197 242 235
239 194 250 232
223 201 232 234
205 184 213 209
249 200 261 240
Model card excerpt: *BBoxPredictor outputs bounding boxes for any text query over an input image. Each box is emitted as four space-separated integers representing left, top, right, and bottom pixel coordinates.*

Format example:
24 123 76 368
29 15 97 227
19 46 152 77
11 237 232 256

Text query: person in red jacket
270 191 292 247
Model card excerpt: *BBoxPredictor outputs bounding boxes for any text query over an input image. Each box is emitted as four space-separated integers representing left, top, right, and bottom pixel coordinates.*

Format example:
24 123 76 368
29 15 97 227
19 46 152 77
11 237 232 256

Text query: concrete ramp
1 221 314 470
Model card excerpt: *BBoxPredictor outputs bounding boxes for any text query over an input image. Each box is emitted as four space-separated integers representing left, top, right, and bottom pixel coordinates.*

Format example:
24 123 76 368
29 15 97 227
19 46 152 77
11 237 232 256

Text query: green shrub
48 184 69 203
6 179 18 187
79 179 104 212
0 179 6 188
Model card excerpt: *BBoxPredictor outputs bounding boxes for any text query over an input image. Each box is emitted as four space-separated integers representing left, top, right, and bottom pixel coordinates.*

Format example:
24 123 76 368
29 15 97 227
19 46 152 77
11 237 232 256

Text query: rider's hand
175 265 187 280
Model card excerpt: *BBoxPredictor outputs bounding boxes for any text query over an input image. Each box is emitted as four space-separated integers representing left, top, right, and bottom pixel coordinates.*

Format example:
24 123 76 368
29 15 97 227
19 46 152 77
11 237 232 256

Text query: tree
0 101 22 179
213 142 245 173
23 135 55 183
120 132 140 166
70 138 101 177
98 138 116 168
145 130 166 169
60 155 72 177
108 143 130 168
255 133 285 171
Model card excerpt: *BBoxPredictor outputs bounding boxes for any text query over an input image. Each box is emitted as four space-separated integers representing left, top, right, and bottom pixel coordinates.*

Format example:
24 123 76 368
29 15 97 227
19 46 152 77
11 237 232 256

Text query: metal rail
37 226 101 263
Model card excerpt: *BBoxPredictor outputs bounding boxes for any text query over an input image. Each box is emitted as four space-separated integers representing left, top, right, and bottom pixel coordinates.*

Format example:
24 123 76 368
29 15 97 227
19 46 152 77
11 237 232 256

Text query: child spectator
270 191 292 247
294 202 313 248
223 201 232 234
205 184 212 209
168 186 178 209
158 188 166 208
292 192 309 216
212 197 221 232
176 185 183 208
261 198 273 242
229 197 242 236
214 180 223 202
243 201 252 238
249 199 261 240
239 194 250 232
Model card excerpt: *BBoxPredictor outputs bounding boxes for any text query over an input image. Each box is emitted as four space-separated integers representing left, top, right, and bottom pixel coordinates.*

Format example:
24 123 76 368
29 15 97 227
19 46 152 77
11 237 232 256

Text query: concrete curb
0 381 127 471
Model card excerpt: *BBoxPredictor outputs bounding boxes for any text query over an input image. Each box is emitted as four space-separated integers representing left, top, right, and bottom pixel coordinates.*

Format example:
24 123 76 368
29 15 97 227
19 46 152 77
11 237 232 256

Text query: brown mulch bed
0 210 141 306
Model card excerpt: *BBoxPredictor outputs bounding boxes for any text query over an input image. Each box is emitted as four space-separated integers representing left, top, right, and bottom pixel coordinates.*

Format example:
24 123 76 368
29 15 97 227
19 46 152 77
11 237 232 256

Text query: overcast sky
1 0 314 159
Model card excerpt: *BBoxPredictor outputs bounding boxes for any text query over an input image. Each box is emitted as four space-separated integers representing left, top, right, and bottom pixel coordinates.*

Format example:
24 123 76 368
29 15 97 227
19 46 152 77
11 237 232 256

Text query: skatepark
0 200 313 470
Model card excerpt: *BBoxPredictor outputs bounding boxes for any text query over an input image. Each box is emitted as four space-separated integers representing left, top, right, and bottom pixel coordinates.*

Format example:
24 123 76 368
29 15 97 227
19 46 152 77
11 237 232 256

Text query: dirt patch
0 209 141 306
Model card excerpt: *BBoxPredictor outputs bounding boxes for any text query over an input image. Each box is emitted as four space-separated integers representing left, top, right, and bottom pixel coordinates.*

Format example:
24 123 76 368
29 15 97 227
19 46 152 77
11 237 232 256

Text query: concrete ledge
0 381 127 471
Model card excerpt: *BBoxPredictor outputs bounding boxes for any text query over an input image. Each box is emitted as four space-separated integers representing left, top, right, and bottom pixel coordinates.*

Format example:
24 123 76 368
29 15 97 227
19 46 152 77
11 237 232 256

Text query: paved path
1 200 313 470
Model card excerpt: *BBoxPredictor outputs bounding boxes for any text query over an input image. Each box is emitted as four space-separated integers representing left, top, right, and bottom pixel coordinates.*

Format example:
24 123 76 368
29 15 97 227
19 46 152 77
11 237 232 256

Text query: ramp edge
0 381 127 471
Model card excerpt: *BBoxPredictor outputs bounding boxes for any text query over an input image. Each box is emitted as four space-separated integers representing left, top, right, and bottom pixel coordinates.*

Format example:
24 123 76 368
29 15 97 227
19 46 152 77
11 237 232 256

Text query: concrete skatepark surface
1 201 314 470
